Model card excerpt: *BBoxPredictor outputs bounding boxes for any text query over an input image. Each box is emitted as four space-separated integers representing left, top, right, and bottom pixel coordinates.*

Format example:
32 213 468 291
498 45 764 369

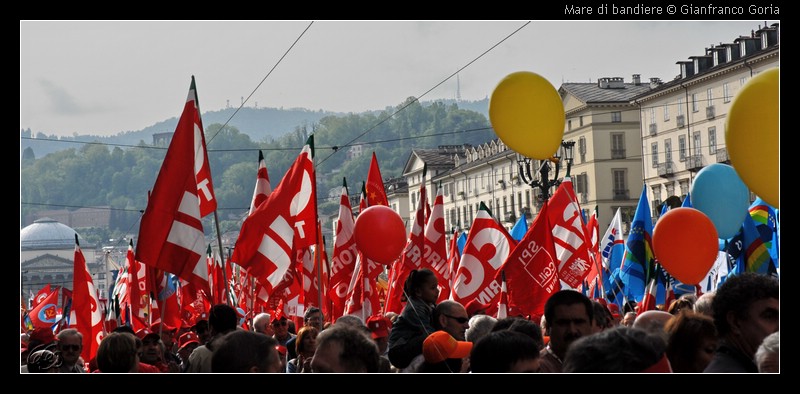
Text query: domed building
20 218 102 298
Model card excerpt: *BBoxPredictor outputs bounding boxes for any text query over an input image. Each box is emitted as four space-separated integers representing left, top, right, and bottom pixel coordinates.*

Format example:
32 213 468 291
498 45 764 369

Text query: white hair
253 313 272 332
755 331 779 373
465 315 497 343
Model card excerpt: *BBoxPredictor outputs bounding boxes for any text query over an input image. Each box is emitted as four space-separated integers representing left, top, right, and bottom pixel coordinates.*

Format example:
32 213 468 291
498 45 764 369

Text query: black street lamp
515 141 576 201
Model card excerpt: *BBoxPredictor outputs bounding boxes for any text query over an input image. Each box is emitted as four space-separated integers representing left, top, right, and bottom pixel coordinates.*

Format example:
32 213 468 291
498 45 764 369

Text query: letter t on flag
136 76 214 293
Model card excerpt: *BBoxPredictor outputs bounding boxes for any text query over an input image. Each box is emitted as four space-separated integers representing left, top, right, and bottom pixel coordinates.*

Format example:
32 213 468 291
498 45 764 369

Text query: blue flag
457 231 468 256
681 193 693 208
510 214 528 242
619 185 654 302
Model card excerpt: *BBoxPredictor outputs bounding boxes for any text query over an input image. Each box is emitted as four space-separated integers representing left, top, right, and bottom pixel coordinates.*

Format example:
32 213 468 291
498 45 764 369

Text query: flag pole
212 210 234 307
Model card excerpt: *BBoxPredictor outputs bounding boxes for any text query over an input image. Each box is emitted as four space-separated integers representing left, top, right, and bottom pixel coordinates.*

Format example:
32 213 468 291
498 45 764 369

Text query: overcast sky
20 20 776 137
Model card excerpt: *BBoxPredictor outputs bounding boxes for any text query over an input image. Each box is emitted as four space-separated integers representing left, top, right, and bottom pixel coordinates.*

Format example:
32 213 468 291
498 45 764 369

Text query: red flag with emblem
452 202 517 317
32 284 53 309
28 289 59 329
422 188 451 303
233 136 317 296
344 254 382 321
136 77 214 294
69 237 104 361
366 152 388 207
328 179 358 321
547 178 593 288
498 201 559 320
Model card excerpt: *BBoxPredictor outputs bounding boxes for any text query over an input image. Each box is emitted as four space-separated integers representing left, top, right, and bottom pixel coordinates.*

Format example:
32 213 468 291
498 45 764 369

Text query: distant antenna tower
226 99 230 109
456 74 462 102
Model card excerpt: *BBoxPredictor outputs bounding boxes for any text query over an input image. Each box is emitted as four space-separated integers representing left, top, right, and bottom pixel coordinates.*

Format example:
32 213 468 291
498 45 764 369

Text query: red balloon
652 208 718 285
354 205 407 265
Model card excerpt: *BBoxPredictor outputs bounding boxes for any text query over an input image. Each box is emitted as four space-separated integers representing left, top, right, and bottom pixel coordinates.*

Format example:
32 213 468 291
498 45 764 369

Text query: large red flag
422 188 451 303
232 136 317 296
328 179 358 321
28 289 59 329
497 201 559 320
384 165 427 314
69 238 104 362
366 152 388 207
249 150 272 215
547 179 593 288
136 77 214 294
452 203 516 317
446 228 461 299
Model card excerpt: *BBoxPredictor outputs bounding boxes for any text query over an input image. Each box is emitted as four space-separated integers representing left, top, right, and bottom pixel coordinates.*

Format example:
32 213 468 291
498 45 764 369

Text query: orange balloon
354 205 407 265
652 208 718 285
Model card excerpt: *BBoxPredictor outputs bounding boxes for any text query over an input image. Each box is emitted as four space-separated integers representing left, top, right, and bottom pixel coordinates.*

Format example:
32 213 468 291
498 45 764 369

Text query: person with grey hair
56 328 85 372
311 325 380 373
755 331 779 373
632 310 673 341
253 312 274 336
694 292 715 317
335 314 365 329
466 315 497 343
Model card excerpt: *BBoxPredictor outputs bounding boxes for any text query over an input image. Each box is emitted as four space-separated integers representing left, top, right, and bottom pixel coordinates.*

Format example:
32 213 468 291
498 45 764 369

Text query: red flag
344 255 381 321
384 165 427 314
127 240 157 331
547 179 593 288
497 201 559 320
422 189 451 303
32 284 52 309
28 289 59 329
446 228 461 299
328 179 358 321
452 203 516 317
232 136 317 296
641 276 658 312
249 150 272 216
69 238 104 362
497 272 508 319
136 77 214 294
366 152 388 207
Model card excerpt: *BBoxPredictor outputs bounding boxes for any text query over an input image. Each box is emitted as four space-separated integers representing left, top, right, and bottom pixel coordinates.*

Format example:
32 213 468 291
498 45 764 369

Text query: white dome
20 218 85 250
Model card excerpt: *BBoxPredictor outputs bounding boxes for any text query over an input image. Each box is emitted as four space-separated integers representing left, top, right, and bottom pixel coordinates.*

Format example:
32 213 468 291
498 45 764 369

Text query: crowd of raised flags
21 78 780 367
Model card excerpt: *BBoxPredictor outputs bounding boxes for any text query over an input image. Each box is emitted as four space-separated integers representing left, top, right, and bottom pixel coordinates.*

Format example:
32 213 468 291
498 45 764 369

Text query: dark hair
305 306 323 321
315 326 379 373
507 319 544 352
112 325 135 335
209 304 238 335
193 319 209 334
212 331 278 373
563 327 665 373
712 273 779 336
490 317 520 332
665 311 717 372
96 332 138 373
591 301 612 329
403 268 436 301
543 290 593 329
667 299 694 315
470 331 540 372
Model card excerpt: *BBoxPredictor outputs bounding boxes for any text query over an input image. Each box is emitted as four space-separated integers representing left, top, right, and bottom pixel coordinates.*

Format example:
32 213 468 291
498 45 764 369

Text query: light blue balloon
690 163 750 239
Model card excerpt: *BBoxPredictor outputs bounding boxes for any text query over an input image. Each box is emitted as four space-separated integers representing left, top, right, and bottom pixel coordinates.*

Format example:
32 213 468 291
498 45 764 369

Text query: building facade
632 23 779 219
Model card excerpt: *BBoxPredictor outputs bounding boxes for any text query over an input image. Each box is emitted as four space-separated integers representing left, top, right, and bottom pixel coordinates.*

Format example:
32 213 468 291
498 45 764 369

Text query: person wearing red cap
177 332 200 372
366 315 392 354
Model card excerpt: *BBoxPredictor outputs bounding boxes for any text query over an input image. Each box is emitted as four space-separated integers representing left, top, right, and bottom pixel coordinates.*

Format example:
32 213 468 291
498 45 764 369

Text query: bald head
633 310 673 338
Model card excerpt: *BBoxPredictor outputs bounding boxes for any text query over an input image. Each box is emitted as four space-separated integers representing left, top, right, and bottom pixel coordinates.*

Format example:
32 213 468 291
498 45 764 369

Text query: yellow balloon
726 68 779 208
489 71 565 160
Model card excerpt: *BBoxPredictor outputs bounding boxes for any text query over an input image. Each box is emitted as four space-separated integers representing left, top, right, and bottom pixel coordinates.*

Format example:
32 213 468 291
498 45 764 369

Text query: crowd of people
20 270 778 373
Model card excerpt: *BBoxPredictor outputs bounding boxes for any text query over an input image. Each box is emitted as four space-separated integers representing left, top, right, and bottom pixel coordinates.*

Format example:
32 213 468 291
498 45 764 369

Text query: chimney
649 77 662 89
598 77 610 89
632 74 641 85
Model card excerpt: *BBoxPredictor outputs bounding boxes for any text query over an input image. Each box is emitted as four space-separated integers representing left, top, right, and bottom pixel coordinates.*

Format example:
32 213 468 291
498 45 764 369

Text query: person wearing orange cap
419 330 472 373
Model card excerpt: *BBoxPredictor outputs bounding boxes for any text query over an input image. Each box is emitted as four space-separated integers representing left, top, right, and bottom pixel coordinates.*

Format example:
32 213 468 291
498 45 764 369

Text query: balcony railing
657 161 675 177
613 189 630 200
649 123 657 136
686 154 705 172
611 148 626 159
716 148 730 163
